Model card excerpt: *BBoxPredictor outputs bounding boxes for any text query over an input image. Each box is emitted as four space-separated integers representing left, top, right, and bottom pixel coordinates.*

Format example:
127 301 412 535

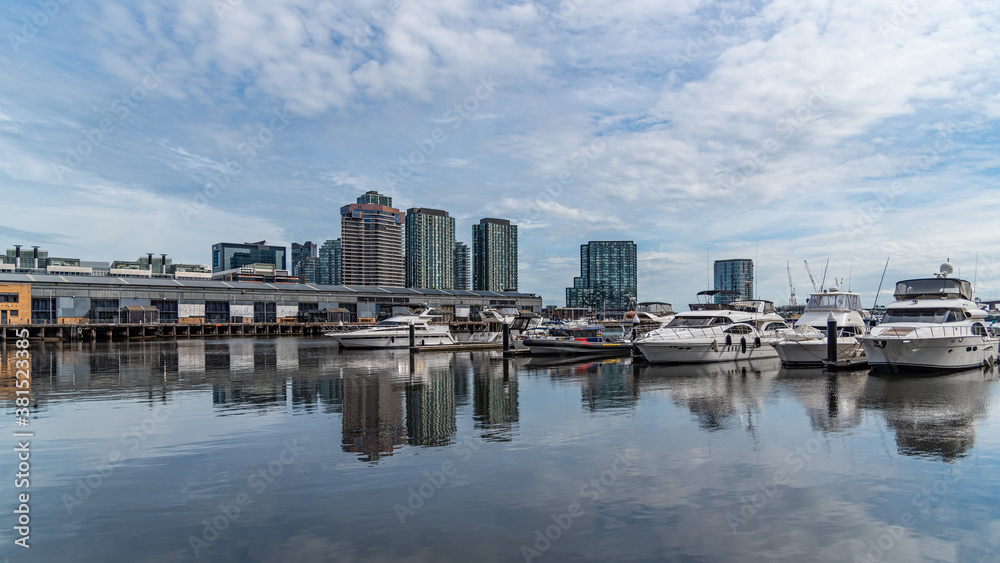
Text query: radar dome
940 262 954 276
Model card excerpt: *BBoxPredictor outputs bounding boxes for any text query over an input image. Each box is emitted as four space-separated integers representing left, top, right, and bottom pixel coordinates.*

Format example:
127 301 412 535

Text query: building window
0 293 18 303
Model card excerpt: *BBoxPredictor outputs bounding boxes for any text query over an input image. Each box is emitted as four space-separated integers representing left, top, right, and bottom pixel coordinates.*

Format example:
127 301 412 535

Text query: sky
1 0 999 308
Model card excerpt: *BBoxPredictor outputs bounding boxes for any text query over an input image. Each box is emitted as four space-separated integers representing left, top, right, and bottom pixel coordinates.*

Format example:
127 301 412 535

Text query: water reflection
640 360 778 431
775 368 868 432
474 355 519 441
859 368 995 462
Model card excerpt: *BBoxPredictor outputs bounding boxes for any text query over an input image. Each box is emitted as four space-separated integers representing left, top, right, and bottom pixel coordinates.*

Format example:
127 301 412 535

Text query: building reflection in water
579 360 637 412
641 361 777 432
342 373 406 463
473 357 519 442
405 355 457 447
859 369 994 462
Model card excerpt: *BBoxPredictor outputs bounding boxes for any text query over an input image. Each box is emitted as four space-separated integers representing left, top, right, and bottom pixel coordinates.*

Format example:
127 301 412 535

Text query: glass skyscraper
565 241 637 312
318 239 343 285
453 241 470 291
291 241 318 283
713 259 753 303
405 208 455 289
212 241 286 273
472 218 518 292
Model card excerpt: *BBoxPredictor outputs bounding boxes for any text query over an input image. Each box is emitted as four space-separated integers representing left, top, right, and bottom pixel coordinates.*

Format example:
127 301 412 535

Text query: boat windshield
881 308 969 324
894 278 973 300
667 316 727 327
806 294 862 311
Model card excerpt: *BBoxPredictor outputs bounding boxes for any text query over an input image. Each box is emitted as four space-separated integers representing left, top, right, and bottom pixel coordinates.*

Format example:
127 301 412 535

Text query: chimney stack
161 254 168 275
32 246 39 269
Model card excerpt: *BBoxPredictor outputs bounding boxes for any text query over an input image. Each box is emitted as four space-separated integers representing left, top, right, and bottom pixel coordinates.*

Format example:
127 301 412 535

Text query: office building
454 242 470 291
291 242 318 283
472 218 518 292
212 241 286 273
341 191 404 287
714 258 753 304
565 241 637 312
318 239 343 285
405 208 455 289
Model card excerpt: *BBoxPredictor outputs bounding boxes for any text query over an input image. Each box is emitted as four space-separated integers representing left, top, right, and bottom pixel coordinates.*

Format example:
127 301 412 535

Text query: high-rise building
714 259 753 303
318 239 343 285
211 241 286 273
291 241 318 282
405 208 455 289
472 218 518 292
565 241 637 312
340 191 404 287
453 242 470 291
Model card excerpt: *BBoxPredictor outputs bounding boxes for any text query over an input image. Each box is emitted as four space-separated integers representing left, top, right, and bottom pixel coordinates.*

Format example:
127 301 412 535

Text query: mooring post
409 322 415 349
502 322 510 352
827 313 838 367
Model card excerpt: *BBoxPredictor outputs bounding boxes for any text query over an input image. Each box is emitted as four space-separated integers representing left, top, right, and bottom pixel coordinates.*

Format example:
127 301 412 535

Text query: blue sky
1 0 999 307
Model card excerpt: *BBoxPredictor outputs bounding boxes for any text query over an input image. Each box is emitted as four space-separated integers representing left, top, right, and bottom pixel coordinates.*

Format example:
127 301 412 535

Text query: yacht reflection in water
858 368 994 462
640 359 779 431
775 368 869 432
473 355 519 442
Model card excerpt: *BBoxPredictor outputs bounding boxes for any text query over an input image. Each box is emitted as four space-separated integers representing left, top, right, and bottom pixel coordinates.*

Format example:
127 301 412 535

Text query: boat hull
523 339 632 357
774 338 865 368
328 331 456 349
859 335 998 375
637 339 778 364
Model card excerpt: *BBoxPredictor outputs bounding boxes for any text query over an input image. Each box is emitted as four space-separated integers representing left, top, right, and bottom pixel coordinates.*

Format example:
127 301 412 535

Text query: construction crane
786 261 797 307
804 260 820 293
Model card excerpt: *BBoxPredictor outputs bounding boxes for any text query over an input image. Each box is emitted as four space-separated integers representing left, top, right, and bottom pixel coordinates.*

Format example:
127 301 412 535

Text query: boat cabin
893 278 974 301
806 292 862 311
549 325 603 338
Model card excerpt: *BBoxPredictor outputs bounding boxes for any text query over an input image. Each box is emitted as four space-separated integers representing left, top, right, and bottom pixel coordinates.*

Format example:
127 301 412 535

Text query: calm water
3 338 1000 562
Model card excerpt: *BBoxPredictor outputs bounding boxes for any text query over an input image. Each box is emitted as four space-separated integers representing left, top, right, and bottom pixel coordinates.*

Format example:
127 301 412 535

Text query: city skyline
2 2 998 306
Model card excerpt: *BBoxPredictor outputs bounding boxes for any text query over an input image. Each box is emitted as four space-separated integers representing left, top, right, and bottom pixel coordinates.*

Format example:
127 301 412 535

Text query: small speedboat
523 324 632 357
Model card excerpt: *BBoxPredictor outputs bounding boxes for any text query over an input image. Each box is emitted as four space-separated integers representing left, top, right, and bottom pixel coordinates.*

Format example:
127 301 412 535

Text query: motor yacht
857 263 999 375
522 323 633 357
773 288 868 367
325 308 456 349
635 291 790 364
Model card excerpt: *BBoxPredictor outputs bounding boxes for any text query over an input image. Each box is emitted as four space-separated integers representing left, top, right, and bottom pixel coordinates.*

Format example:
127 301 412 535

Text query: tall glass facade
713 259 753 303
472 218 518 292
212 242 286 273
318 239 343 285
565 241 637 312
291 241 318 282
405 208 455 289
454 242 470 291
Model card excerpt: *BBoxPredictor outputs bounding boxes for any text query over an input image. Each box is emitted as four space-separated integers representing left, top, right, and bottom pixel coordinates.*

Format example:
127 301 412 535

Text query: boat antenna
848 257 853 292
974 252 979 292
871 257 890 316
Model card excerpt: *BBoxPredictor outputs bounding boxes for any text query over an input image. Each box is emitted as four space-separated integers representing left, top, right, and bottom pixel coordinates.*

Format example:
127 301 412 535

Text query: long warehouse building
0 273 542 325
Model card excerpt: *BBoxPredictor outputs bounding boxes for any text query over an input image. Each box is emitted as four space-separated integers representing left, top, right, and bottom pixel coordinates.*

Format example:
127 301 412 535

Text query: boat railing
875 325 986 339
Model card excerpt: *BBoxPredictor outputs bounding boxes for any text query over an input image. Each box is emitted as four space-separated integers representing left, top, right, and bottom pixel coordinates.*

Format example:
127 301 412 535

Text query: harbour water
3 338 1000 562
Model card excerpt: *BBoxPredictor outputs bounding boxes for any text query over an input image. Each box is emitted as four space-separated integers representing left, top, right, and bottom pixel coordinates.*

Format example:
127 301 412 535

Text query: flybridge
893 278 973 301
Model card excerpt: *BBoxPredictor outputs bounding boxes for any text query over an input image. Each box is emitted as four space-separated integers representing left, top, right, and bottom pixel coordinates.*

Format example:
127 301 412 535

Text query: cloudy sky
1 0 998 307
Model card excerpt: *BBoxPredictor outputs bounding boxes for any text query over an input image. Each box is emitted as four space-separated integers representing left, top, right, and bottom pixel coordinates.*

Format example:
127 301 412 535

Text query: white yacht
325 308 456 349
857 263 999 375
774 288 868 368
635 291 790 364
